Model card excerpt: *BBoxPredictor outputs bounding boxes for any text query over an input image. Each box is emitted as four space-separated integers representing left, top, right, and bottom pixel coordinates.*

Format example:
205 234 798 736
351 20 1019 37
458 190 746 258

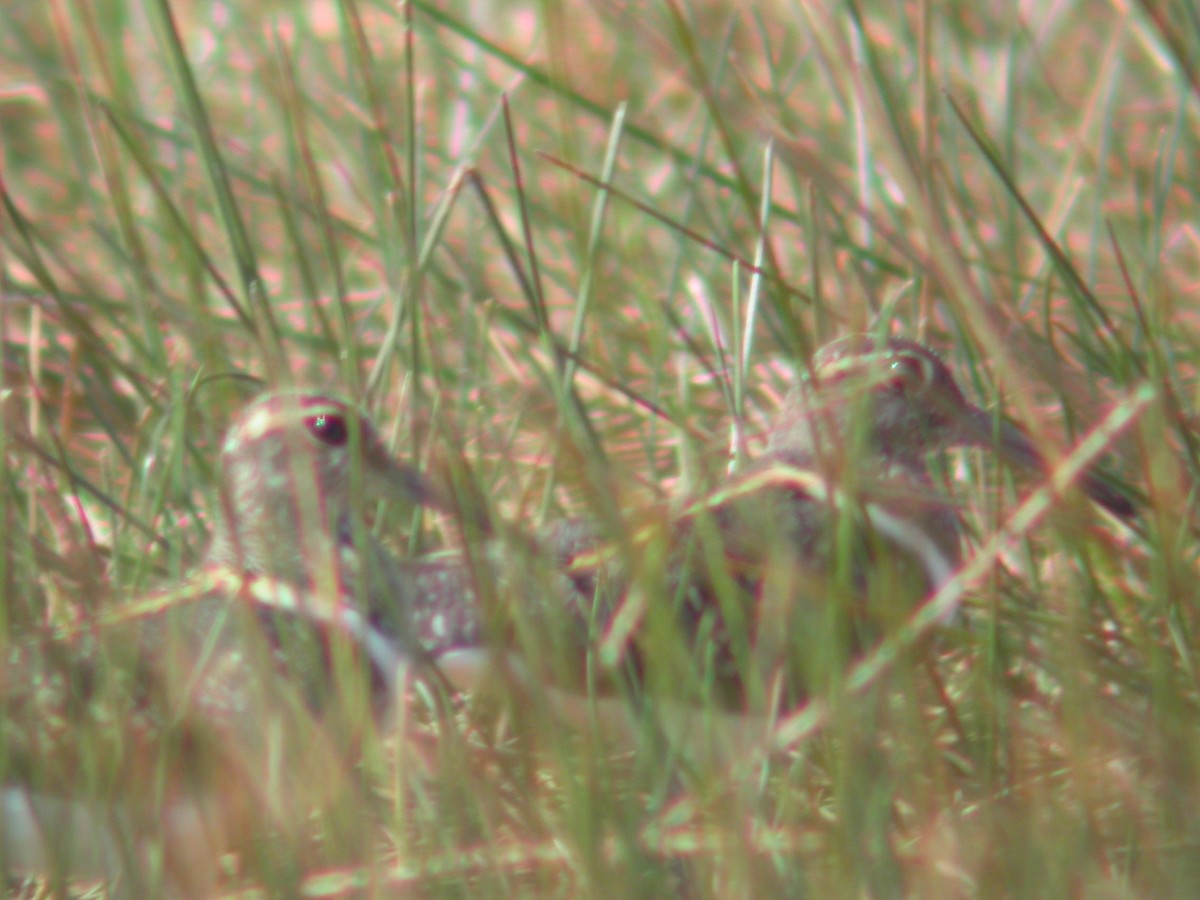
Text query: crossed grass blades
2 0 1198 896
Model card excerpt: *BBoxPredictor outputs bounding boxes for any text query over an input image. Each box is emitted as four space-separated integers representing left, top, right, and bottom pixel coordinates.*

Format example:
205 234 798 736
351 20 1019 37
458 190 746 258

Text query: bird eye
305 413 349 447
887 354 931 393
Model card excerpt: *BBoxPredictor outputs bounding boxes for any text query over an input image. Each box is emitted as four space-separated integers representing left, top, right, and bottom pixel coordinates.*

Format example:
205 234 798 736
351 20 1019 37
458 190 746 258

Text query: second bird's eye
888 354 930 392
306 413 349 447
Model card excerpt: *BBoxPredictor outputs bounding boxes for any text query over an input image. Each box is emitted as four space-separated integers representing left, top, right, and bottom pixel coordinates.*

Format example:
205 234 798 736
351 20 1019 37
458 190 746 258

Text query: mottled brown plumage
395 336 1134 719
1 392 436 892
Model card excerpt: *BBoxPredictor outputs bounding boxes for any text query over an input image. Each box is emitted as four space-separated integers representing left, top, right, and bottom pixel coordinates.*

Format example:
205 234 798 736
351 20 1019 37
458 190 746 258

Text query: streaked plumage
393 336 1134 727
1 392 435 892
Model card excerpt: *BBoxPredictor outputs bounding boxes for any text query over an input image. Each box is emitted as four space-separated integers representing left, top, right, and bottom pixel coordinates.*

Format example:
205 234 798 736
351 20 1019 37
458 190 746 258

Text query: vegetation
2 0 1198 895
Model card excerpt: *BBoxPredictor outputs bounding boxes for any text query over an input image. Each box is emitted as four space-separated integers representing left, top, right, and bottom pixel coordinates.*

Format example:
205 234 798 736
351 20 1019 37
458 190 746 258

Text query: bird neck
204 461 346 590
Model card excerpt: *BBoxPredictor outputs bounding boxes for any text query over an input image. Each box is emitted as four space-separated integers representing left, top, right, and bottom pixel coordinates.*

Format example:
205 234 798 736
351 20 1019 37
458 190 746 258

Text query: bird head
768 335 1134 517
206 392 440 581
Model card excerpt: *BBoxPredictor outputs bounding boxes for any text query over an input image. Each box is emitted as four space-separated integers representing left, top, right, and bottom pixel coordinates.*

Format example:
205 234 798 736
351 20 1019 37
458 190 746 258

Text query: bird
674 334 1135 703
763 335 1134 521
0 391 438 894
387 335 1135 740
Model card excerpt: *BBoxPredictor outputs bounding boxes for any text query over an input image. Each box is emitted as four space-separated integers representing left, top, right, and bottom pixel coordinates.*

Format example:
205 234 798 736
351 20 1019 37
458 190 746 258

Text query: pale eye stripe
225 406 274 450
298 398 352 419
224 397 358 451
817 349 940 395
816 349 891 380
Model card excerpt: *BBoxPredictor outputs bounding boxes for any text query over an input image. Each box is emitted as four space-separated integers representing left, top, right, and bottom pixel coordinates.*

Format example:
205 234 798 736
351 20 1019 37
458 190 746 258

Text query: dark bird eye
306 413 349 447
888 354 931 393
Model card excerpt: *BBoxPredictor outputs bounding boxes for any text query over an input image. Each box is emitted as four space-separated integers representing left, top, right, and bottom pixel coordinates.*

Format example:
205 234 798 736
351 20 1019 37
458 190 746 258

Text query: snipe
390 336 1134 733
674 334 1135 702
1 392 435 893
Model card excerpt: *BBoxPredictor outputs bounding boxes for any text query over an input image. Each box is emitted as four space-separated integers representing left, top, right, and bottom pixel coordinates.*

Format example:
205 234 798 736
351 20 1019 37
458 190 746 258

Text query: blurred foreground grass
2 0 1200 895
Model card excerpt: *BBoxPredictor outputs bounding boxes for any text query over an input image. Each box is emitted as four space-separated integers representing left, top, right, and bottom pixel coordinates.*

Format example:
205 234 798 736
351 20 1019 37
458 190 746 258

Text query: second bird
390 335 1134 735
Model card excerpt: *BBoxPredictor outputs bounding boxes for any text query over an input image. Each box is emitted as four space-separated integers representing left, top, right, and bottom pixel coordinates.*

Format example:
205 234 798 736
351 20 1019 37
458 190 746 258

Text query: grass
2 0 1200 895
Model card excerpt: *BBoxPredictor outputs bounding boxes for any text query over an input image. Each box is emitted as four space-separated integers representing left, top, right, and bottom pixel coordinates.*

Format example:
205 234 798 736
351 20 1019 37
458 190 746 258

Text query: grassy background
2 0 1199 895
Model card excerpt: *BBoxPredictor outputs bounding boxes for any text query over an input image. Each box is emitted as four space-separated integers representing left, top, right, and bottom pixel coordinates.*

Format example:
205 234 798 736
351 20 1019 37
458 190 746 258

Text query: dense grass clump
2 0 1199 895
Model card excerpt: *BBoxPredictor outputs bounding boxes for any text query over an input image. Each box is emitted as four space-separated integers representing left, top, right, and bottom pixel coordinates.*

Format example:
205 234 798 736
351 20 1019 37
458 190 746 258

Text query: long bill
960 407 1136 519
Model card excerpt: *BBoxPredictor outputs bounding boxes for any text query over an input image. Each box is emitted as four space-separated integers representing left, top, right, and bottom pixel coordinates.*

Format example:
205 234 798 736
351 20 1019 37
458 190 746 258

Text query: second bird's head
768 335 1134 518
